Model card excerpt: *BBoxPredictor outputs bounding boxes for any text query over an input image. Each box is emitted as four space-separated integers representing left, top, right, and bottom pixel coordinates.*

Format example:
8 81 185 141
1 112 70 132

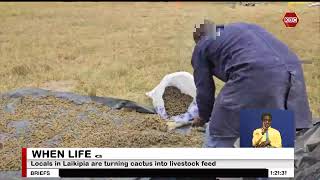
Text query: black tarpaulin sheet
0 88 156 114
294 121 320 179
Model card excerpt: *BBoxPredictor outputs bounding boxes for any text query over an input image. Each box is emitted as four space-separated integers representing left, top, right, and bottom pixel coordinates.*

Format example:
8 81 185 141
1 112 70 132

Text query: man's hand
265 140 271 147
191 117 206 127
257 140 271 148
261 127 267 135
255 142 264 147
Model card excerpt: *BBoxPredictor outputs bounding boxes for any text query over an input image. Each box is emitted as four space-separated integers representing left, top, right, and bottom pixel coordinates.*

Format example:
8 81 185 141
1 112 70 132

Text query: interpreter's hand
255 142 264 148
265 140 271 147
191 117 206 127
261 127 267 135
257 140 270 148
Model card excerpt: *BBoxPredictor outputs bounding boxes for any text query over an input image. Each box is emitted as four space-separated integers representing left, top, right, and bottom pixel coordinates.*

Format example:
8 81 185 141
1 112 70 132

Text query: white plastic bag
146 72 199 124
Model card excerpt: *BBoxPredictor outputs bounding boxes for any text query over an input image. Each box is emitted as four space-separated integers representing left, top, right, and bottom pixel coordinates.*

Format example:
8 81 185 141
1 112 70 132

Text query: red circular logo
283 12 299 27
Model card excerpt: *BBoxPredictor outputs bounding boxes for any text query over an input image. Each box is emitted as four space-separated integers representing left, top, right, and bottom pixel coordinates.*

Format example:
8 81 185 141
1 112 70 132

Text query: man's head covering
193 19 224 43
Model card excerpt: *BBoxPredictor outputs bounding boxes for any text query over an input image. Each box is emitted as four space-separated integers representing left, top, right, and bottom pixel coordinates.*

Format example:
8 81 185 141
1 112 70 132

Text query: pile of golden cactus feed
0 95 203 170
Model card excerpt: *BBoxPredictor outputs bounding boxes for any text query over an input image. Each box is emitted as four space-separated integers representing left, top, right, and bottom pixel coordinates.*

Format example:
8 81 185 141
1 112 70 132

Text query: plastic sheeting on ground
2 88 155 114
294 121 320 179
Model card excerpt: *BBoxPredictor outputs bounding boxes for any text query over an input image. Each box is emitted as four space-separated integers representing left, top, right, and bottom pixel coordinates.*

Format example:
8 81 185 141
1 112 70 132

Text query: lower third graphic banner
22 148 294 178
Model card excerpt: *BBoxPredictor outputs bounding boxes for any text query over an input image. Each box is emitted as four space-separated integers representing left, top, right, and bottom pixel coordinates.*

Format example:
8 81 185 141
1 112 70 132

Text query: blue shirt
191 22 312 130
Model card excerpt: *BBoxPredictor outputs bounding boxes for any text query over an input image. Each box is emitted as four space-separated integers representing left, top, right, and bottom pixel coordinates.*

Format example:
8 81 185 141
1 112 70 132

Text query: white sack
146 72 199 123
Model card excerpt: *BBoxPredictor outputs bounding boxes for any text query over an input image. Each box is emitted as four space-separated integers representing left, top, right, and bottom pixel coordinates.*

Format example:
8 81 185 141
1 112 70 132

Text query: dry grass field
0 2 319 117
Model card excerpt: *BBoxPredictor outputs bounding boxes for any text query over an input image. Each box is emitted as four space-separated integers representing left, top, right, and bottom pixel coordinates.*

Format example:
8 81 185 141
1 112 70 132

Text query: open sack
146 72 199 124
